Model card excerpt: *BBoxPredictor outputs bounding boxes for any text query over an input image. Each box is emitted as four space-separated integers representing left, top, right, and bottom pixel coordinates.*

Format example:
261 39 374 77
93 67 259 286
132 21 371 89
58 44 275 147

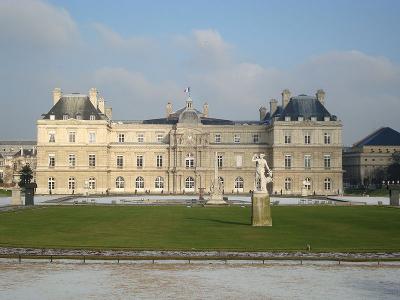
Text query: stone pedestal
389 189 399 206
252 192 272 226
11 187 22 205
206 194 227 205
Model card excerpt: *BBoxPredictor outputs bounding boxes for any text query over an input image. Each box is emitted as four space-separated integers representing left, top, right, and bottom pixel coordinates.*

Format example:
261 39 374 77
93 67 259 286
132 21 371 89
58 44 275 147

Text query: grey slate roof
42 94 107 120
264 95 335 122
354 127 400 147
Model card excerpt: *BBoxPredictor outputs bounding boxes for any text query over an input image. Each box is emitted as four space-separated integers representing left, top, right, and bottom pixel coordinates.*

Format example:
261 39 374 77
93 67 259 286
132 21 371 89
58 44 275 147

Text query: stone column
11 187 22 205
252 192 272 226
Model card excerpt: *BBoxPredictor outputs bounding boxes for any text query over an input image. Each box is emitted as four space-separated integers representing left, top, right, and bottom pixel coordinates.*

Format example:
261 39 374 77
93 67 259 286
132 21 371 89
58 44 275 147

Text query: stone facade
36 88 343 195
343 127 400 186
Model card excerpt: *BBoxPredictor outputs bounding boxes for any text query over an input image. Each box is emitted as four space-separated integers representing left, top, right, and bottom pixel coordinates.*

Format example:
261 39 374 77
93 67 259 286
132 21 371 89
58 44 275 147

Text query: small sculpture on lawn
252 153 273 193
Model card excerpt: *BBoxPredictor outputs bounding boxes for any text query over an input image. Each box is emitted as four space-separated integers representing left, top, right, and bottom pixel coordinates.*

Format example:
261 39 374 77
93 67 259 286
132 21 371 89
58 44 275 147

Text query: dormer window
324 116 330 121
298 116 304 121
76 114 82 120
63 114 69 120
285 116 291 121
90 115 96 120
311 116 317 122
50 115 55 120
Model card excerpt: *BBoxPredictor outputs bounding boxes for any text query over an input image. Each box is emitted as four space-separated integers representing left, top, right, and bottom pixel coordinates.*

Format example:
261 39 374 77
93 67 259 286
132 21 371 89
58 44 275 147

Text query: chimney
281 89 291 108
166 102 173 117
316 89 325 106
89 88 98 108
98 97 105 113
53 88 62 105
259 106 267 121
269 98 278 116
203 102 209 118
105 107 112 120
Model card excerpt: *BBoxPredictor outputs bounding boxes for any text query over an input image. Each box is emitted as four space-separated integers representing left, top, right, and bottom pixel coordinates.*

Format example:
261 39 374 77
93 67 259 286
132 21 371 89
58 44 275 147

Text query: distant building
36 88 343 195
0 141 37 185
343 127 400 186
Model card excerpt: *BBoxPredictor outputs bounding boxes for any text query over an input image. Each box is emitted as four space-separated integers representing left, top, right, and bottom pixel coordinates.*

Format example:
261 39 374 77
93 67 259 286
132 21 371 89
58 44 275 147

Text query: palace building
36 88 343 195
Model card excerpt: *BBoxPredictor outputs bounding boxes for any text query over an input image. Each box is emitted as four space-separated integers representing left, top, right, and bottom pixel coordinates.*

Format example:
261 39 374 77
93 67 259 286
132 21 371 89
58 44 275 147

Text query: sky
0 0 399 145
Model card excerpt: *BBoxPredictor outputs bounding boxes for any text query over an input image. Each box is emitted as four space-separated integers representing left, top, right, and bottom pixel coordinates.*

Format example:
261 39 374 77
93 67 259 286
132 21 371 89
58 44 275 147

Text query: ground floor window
48 177 55 190
116 176 125 189
234 177 244 191
88 177 96 190
136 176 144 189
284 178 292 191
68 177 75 190
185 176 195 190
324 178 331 190
155 176 164 189
304 177 311 190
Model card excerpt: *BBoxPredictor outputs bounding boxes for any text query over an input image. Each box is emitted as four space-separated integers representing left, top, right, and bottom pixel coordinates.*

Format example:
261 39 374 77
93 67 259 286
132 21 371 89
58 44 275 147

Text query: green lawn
0 205 399 252
0 189 11 197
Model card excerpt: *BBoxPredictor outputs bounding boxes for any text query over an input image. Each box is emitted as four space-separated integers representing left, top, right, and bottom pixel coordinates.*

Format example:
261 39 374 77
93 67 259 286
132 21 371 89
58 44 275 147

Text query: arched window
136 176 144 189
304 177 311 190
116 176 125 189
185 176 195 190
155 176 164 189
324 178 331 190
48 177 55 191
185 153 195 168
284 178 292 191
88 177 96 190
234 177 244 192
68 177 75 190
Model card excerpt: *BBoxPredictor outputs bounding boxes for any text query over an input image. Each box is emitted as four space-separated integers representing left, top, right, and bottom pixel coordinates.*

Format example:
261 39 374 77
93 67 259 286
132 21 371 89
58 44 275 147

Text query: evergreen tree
18 164 33 188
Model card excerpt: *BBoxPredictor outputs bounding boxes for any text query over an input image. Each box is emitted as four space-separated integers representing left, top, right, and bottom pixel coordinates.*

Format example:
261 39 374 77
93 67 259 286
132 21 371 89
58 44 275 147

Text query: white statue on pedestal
207 152 226 205
252 153 273 193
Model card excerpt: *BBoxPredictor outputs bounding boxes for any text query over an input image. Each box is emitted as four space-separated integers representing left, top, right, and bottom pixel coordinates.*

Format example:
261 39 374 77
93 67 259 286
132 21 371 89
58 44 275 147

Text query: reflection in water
0 261 399 300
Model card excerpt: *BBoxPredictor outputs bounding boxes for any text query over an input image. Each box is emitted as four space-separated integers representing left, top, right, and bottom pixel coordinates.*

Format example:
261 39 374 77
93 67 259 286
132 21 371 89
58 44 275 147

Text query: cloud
92 23 156 53
0 0 79 51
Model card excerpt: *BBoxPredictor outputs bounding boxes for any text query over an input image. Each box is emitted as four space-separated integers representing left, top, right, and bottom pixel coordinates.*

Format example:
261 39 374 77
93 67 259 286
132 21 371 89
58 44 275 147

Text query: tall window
69 131 76 143
215 133 221 143
156 155 163 168
89 132 96 143
252 134 259 143
49 132 55 143
284 178 292 191
116 176 125 189
89 115 96 120
324 155 331 169
68 154 76 168
185 153 194 168
185 177 195 190
284 134 291 144
0 171 3 179
234 177 244 190
136 176 144 189
304 155 311 169
68 177 76 190
48 154 55 168
89 154 96 167
284 155 292 169
48 177 55 191
218 176 224 187
234 134 240 144
304 177 311 190
156 133 164 143
137 155 143 168
324 133 331 144
324 178 331 190
137 133 144 143
155 176 164 189
117 155 124 168
304 132 311 144
118 133 125 143
88 177 96 190
217 154 223 168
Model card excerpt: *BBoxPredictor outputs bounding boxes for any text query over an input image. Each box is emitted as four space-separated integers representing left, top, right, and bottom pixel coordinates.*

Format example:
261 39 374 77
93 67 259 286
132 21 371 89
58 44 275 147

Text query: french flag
184 87 190 93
